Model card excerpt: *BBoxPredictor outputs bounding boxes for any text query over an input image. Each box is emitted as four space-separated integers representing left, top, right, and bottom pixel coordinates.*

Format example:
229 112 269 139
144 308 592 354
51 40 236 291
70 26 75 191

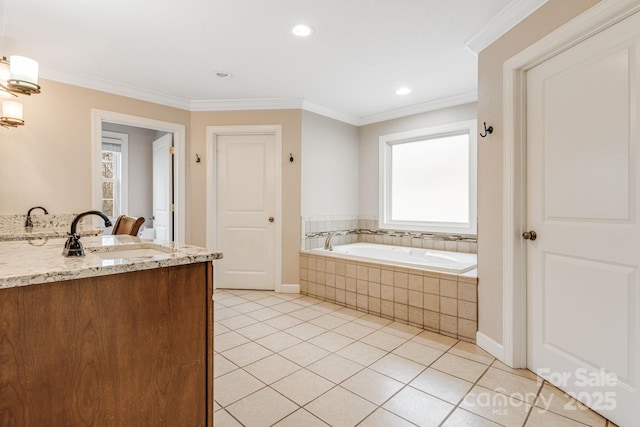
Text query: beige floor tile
285 322 327 340
342 368 404 405
215 307 242 320
491 359 539 381
432 353 489 383
214 323 231 336
336 341 387 366
217 296 248 307
411 329 458 351
246 306 282 321
214 369 265 406
361 330 408 351
218 314 257 331
227 387 297 427
214 353 238 378
273 409 329 426
354 313 394 329
309 331 355 352
264 314 304 330
526 408 590 427
359 408 415 427
309 313 351 330
370 353 425 384
380 322 424 339
410 368 473 404
256 295 287 306
478 367 542 404
213 409 243 427
307 353 364 383
214 400 221 411
214 331 250 352
271 301 305 313
534 384 608 426
383 386 454 426
288 307 325 321
441 408 502 426
313 301 344 312
221 341 273 367
244 354 300 384
333 321 377 340
459 385 531 427
231 301 265 314
392 340 443 366
332 306 368 320
272 369 334 405
255 331 302 353
306 386 377 427
280 341 330 366
449 340 495 365
235 322 279 340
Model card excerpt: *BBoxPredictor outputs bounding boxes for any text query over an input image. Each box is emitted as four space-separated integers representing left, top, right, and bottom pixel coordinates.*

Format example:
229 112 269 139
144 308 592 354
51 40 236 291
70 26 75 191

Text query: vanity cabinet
0 262 214 426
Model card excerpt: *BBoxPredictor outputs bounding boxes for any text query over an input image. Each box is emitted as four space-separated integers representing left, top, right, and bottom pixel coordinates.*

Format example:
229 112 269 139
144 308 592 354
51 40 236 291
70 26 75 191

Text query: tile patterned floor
214 290 617 427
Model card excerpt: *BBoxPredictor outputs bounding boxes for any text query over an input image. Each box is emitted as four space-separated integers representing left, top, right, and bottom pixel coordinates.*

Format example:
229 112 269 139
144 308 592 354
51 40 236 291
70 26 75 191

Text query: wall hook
195 154 201 163
480 122 493 138
289 153 294 163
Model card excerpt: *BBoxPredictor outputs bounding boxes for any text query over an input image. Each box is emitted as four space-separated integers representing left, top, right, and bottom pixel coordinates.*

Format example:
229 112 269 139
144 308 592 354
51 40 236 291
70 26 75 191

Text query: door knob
268 217 274 223
522 231 537 241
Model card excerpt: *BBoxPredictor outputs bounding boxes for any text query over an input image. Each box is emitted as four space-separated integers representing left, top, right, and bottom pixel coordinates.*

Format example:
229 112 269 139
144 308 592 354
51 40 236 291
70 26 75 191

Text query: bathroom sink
87 243 176 260
92 248 171 260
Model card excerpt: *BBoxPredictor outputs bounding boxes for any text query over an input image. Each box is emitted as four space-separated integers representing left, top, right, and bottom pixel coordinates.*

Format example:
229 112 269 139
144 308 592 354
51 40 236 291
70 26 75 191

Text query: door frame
501 0 640 368
205 125 283 292
91 109 186 243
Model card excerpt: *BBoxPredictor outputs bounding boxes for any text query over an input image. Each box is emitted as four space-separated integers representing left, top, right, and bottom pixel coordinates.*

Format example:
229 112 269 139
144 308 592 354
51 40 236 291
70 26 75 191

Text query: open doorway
91 109 186 243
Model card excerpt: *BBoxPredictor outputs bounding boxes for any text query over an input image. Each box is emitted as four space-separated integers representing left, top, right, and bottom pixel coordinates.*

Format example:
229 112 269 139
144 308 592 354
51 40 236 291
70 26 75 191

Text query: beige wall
0 79 190 215
189 109 302 285
358 103 477 216
301 111 359 217
477 0 600 344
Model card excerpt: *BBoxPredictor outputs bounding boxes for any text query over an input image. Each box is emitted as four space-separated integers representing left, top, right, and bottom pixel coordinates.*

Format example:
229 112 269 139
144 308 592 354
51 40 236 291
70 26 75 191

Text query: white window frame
378 119 477 234
101 131 128 220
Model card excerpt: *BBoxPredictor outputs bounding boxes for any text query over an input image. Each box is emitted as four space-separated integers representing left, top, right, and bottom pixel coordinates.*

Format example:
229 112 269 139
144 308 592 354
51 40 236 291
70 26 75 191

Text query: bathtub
311 242 477 274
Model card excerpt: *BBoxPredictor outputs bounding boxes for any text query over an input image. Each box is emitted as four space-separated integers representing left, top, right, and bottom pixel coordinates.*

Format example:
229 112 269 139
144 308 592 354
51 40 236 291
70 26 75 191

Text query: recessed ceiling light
215 71 233 79
395 87 411 95
292 24 314 37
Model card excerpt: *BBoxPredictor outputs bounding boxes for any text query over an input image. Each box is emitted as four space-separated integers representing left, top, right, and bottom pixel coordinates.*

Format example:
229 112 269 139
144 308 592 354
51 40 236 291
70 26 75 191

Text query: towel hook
480 122 493 138
195 154 201 163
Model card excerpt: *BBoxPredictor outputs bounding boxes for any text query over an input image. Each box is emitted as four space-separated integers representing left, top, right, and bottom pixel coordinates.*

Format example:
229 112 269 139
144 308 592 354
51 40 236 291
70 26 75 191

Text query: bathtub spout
325 231 348 251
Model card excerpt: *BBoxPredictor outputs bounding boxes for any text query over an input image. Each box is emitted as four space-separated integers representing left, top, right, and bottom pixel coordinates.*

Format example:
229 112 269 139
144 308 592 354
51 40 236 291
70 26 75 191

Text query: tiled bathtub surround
301 215 477 253
299 252 478 343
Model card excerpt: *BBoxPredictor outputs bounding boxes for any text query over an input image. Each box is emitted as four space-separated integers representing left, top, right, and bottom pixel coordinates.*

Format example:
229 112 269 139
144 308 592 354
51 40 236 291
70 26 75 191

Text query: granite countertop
0 235 223 290
0 224 102 241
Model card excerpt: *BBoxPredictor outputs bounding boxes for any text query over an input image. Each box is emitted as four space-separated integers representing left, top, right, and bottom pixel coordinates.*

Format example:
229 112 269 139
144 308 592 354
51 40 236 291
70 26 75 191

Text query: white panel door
152 134 173 241
216 134 276 290
527 12 640 426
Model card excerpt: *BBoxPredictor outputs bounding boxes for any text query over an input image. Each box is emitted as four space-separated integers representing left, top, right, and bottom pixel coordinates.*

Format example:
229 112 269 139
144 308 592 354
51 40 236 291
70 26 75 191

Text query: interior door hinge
170 204 175 212
169 146 175 155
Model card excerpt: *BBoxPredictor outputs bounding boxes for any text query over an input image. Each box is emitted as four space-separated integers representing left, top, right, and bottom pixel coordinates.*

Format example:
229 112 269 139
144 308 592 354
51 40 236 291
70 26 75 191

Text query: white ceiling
0 0 545 125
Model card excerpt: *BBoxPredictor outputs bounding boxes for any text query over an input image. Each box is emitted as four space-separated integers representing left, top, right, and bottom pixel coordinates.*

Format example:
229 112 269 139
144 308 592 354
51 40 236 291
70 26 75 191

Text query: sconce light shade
0 58 12 99
8 55 40 95
1 99 24 127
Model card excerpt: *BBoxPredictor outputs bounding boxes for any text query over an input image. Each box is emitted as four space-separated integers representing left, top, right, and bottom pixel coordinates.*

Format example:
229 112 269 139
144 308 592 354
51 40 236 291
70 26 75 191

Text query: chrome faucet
25 206 48 227
324 230 348 251
62 210 112 257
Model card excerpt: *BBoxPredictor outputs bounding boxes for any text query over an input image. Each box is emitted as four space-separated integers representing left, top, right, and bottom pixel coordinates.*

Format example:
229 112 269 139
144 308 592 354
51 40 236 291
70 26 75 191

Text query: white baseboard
280 284 300 294
476 331 504 362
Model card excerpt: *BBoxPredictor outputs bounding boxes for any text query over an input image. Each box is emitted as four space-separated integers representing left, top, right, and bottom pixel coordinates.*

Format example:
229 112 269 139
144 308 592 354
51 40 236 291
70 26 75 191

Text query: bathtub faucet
325 230 348 251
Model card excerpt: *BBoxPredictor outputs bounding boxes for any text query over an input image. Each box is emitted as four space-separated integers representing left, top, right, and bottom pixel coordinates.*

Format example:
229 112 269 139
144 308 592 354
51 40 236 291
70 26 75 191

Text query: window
379 120 477 234
101 131 128 220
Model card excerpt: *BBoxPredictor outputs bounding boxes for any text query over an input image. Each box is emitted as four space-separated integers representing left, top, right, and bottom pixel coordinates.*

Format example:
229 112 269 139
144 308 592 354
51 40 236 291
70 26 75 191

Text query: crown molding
357 91 478 126
40 69 191 110
301 101 361 126
41 71 475 126
465 0 549 55
190 97 303 112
